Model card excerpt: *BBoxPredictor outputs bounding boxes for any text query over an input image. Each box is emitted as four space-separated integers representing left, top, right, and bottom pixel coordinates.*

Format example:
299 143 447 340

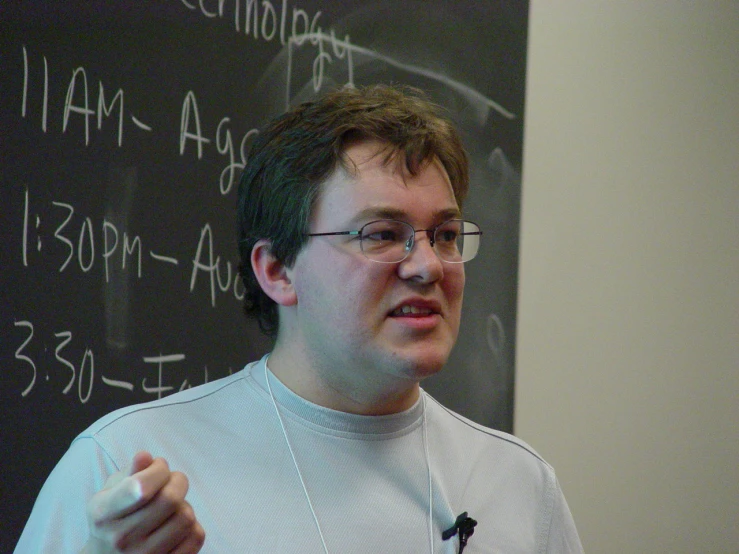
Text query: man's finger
168 520 207 554
88 475 145 523
89 454 168 523
98 450 153 492
107 470 191 545
129 450 154 475
120 494 201 553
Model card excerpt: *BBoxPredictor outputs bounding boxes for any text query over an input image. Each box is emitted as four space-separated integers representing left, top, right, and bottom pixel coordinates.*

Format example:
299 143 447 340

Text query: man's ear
251 239 298 306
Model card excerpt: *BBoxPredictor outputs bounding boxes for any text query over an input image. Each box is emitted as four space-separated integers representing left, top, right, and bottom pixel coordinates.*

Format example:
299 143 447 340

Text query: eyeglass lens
359 220 480 263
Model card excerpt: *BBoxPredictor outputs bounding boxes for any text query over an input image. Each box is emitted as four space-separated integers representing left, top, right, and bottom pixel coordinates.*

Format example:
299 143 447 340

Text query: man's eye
437 229 459 242
364 229 398 242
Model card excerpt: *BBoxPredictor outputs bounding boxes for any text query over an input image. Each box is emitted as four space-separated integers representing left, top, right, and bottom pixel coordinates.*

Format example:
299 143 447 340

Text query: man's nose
404 230 435 252
398 232 444 283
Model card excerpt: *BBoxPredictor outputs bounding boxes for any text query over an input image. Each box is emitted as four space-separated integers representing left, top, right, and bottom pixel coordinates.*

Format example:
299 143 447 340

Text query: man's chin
388 346 451 381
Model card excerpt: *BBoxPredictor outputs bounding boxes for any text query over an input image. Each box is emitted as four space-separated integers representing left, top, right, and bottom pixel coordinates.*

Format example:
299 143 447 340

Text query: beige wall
515 2 739 552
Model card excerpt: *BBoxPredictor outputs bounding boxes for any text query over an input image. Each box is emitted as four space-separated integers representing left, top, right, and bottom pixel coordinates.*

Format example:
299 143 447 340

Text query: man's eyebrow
349 206 462 225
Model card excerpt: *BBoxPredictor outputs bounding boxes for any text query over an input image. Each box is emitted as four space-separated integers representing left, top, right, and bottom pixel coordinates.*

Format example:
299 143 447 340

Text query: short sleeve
544 476 584 553
14 436 119 553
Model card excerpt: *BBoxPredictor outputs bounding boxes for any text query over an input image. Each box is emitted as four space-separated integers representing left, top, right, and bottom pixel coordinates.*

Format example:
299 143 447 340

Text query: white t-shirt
16 355 583 553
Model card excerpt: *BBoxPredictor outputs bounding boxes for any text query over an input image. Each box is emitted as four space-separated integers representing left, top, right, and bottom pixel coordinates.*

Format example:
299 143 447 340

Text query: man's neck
265 347 421 416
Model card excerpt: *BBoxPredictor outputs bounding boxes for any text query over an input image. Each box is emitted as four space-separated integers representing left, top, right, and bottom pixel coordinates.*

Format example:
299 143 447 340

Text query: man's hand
82 451 205 553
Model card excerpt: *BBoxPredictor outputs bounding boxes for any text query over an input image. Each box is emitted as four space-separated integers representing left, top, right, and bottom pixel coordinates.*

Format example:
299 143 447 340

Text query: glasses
306 219 482 263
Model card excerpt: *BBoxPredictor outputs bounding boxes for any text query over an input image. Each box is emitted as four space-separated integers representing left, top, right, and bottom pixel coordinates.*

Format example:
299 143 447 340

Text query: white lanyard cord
266 366 330 554
423 393 434 552
265 364 435 553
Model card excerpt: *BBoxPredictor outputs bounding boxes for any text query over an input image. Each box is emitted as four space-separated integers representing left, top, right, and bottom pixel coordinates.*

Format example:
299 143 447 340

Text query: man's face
285 140 465 397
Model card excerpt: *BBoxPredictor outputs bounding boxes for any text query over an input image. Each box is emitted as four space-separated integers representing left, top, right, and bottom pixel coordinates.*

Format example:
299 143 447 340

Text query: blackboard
0 1 528 548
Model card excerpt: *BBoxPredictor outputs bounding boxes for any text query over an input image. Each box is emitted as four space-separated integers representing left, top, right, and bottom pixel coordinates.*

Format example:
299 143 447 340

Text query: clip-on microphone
442 512 477 553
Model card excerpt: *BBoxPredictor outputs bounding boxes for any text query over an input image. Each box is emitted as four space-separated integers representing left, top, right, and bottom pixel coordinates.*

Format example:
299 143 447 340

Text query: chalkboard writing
0 2 528 548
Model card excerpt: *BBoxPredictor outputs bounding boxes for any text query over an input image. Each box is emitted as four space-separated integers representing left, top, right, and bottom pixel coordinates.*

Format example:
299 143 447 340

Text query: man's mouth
391 305 436 317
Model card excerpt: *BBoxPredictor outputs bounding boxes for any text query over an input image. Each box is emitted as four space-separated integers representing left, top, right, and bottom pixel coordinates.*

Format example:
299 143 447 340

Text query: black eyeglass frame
305 218 483 264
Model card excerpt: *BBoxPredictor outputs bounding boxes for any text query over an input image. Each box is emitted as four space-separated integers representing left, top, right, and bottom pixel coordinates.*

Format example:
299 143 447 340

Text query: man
17 85 583 553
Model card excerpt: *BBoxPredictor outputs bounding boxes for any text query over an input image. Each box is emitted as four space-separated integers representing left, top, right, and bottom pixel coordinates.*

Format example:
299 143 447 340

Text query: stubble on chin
382 340 453 383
